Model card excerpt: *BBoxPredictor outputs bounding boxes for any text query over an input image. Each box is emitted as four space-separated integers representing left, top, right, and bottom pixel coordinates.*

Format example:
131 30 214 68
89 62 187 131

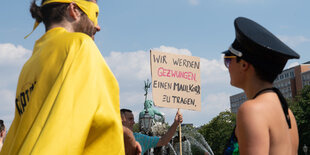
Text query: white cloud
203 92 231 112
278 35 310 47
0 89 15 111
152 45 192 56
0 43 31 88
0 89 15 129
105 50 150 82
200 57 228 85
0 43 31 65
0 43 31 129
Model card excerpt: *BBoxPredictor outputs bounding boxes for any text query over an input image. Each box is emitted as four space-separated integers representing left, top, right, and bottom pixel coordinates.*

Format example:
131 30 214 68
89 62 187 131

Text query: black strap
252 87 274 99
252 87 291 129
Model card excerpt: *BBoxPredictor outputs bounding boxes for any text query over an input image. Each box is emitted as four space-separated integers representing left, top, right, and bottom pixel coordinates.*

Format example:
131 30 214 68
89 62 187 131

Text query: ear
67 2 82 20
121 114 126 121
240 60 250 71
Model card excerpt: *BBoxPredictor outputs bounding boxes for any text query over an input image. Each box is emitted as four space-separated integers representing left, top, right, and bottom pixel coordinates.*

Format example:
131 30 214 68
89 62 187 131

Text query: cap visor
222 50 231 54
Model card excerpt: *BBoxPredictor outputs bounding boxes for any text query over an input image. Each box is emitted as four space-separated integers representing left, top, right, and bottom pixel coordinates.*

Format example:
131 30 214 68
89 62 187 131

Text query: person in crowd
121 109 183 154
223 17 299 155
0 120 6 151
123 125 142 155
1 0 127 154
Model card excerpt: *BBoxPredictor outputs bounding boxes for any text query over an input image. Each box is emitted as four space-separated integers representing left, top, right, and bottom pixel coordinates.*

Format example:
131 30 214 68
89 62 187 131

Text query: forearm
157 121 178 146
123 126 138 155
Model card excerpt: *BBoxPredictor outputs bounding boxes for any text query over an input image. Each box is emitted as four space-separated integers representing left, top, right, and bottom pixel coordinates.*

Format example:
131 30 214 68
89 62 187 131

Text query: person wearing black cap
223 17 299 155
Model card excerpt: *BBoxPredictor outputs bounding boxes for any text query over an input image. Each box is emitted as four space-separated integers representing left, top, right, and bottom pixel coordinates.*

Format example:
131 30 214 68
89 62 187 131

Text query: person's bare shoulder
238 99 266 118
237 99 269 134
237 97 272 131
238 94 276 120
236 99 270 154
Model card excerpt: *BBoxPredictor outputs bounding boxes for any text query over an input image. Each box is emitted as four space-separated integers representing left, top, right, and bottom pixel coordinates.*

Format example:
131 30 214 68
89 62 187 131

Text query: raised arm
157 110 183 146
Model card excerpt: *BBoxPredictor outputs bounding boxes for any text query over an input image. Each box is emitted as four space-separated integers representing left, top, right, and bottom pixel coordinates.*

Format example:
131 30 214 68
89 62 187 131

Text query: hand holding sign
174 109 183 125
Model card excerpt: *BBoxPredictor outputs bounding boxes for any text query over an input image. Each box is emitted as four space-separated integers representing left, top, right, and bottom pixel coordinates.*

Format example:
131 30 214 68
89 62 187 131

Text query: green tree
289 85 310 154
132 123 140 133
198 110 236 155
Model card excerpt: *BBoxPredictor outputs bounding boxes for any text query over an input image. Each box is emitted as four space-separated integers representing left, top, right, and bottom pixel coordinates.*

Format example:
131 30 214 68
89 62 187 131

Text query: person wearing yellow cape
0 0 130 154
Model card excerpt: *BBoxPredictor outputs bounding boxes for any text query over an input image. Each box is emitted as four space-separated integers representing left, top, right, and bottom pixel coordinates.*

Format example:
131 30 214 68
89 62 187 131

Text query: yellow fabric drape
1 27 124 155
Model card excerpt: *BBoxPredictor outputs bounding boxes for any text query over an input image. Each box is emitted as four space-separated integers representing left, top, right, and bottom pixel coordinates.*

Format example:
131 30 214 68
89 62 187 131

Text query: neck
46 22 74 32
243 79 273 99
240 67 273 99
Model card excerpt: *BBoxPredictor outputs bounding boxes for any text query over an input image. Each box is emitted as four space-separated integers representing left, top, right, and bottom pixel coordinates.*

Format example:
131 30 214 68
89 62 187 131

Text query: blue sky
1 0 310 129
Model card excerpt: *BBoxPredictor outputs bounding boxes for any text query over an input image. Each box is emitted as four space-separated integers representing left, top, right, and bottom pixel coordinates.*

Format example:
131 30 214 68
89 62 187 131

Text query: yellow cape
1 27 124 154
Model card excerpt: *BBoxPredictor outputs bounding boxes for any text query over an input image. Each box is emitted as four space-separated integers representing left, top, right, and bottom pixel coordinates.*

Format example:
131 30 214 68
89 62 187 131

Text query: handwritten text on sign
150 50 201 111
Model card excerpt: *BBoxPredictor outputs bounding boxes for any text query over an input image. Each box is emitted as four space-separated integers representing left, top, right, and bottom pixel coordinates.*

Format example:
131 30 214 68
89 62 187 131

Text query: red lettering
166 68 171 77
158 67 164 77
156 67 197 81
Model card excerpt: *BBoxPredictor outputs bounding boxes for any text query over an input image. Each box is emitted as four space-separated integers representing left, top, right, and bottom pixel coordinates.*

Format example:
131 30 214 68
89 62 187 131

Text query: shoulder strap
271 87 291 129
252 87 291 129
252 88 274 99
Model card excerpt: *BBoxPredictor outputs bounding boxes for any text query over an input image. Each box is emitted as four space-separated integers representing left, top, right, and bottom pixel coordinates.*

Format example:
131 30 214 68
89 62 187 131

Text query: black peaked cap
224 17 300 74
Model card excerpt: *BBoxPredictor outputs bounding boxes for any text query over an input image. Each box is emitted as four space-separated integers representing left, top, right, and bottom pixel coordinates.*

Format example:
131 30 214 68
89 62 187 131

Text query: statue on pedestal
138 79 165 135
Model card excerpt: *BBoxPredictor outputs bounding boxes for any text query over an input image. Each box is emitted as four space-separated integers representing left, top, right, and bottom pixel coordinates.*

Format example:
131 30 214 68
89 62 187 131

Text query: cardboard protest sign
150 50 201 111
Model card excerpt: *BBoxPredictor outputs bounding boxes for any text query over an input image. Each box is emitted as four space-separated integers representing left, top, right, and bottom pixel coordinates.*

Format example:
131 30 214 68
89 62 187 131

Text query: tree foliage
288 85 310 154
132 123 140 133
198 110 236 155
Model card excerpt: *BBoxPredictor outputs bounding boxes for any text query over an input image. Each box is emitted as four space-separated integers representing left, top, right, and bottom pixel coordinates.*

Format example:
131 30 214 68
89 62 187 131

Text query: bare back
236 92 299 155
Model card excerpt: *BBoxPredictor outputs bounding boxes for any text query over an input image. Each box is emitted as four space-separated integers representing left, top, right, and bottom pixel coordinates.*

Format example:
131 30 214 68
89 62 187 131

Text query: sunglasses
224 55 237 68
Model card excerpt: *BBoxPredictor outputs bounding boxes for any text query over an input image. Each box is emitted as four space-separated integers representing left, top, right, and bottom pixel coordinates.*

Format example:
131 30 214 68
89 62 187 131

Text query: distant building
302 70 310 87
230 92 247 114
273 67 297 98
230 62 310 113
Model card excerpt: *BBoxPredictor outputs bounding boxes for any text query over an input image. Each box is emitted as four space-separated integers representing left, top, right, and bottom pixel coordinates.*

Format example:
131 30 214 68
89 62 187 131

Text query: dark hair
239 57 278 83
120 109 132 115
30 0 70 28
254 67 279 83
239 58 278 83
0 120 5 132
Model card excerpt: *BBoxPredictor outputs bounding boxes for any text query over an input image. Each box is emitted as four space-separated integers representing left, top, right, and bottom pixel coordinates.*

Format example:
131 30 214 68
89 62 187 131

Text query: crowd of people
0 0 301 154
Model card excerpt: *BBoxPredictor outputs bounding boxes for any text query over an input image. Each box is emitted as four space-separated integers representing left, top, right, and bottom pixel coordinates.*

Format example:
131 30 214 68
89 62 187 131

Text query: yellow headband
25 0 99 39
